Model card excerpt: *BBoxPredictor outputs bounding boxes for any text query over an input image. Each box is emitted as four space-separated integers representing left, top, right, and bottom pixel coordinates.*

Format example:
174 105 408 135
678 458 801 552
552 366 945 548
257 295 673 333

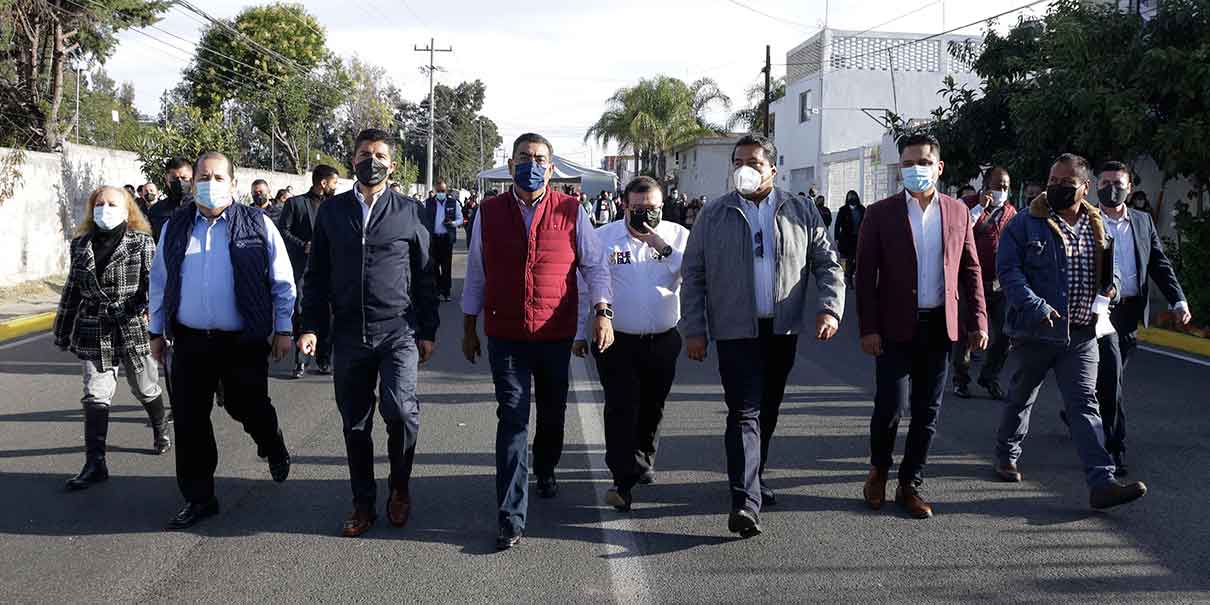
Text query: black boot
143 395 172 455
66 406 110 491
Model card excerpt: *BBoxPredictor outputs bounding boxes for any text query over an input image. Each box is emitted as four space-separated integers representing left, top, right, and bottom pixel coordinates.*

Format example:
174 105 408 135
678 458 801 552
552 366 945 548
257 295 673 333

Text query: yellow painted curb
0 311 56 343
1138 327 1210 358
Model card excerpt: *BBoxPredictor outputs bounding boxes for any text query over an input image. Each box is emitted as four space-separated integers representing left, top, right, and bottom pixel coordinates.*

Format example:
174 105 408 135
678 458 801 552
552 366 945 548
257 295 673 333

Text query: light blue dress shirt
150 209 296 335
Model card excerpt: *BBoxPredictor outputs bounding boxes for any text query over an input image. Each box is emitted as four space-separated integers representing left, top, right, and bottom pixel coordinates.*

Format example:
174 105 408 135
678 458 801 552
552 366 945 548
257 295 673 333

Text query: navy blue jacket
302 189 439 342
997 195 1120 346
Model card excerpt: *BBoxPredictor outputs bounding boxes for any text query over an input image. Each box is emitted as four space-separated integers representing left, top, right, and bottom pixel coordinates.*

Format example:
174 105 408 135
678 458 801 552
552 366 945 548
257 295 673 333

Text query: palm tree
585 76 730 177
727 76 786 134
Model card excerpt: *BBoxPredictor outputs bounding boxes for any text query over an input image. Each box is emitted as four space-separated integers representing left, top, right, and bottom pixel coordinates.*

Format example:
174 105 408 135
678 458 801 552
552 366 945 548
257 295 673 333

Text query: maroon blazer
855 190 988 344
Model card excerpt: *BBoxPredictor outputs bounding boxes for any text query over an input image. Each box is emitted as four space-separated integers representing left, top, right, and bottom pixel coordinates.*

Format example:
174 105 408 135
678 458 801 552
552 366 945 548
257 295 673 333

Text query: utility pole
73 60 80 145
762 45 772 138
414 38 453 193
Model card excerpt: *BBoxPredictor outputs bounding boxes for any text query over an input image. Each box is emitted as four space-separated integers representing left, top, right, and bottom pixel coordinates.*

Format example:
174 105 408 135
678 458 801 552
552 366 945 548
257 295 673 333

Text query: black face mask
168 179 185 199
1047 185 1081 211
1098 185 1128 207
846 198 858 207
629 208 661 232
355 157 390 187
252 193 266 206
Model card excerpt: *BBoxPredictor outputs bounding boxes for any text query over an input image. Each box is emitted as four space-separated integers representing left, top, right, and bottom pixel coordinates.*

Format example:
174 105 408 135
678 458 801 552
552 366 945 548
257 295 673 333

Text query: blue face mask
436 192 447 201
193 180 232 210
901 165 936 194
513 161 547 193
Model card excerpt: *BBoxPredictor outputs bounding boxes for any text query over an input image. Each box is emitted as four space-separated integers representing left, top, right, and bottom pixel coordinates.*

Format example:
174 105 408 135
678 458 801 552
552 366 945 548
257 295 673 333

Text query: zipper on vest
361 230 368 344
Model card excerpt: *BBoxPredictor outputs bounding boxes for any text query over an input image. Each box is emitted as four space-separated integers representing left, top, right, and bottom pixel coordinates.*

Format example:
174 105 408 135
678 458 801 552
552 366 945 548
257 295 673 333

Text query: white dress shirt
575 219 690 340
1103 212 1140 298
739 190 778 318
461 187 612 316
352 184 388 227
433 196 464 235
905 190 945 309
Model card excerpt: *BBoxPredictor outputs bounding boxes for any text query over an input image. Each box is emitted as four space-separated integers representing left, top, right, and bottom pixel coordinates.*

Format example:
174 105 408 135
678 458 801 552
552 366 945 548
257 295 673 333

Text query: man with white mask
680 134 845 538
149 151 297 530
952 166 1016 400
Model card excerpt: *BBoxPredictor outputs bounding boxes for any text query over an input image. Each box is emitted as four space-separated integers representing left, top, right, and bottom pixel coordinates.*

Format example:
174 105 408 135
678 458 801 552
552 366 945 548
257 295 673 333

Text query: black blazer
277 192 323 283
1116 207 1185 328
422 196 460 244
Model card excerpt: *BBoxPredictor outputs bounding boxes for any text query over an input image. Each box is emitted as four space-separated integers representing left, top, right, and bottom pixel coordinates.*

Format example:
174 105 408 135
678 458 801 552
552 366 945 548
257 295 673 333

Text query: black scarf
92 223 127 278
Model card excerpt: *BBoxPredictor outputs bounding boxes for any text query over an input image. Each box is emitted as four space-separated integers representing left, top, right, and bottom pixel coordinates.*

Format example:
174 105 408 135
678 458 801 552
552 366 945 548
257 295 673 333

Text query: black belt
174 323 242 339
916 307 944 319
615 328 677 340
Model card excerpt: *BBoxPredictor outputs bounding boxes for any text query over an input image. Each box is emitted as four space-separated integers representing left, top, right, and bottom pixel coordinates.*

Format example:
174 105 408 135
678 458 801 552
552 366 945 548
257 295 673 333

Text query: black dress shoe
292 365 306 379
167 499 219 530
536 474 558 499
268 452 290 483
953 383 972 399
606 486 632 512
728 509 762 538
65 458 109 491
316 362 332 375
496 526 522 551
1112 452 1128 477
637 470 656 485
977 378 1005 400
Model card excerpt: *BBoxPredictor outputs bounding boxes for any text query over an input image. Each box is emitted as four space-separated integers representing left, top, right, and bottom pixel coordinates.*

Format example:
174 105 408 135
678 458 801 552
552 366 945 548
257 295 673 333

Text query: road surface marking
1139 345 1210 368
0 331 51 351
570 356 654 605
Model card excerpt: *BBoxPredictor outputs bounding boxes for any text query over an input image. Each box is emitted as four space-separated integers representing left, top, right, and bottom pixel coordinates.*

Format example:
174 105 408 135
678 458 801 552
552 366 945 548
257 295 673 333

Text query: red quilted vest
481 188 579 341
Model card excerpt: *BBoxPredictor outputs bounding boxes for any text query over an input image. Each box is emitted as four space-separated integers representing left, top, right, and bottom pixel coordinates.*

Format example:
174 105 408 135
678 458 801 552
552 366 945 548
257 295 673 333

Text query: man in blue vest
300 128 439 538
149 151 298 530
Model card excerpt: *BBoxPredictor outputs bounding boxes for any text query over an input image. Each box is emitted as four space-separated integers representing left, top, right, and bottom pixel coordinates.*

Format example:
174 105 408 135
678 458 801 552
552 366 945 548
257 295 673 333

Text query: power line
722 0 818 32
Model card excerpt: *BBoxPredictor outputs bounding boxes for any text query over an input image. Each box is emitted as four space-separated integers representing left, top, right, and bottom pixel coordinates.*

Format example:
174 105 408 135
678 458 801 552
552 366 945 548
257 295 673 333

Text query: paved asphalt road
2 249 1208 604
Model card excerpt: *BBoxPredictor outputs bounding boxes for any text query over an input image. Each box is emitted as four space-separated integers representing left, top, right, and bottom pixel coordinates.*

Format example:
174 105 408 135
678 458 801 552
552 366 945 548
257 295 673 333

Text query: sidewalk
0 276 63 341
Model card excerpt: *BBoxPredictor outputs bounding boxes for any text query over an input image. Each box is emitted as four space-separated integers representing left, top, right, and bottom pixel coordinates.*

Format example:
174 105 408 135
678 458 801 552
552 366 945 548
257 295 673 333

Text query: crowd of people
54 127 1191 550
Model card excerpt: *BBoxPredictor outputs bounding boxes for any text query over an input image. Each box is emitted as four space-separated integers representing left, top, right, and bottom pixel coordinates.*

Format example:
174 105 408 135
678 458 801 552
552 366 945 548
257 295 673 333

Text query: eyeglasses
754 230 765 259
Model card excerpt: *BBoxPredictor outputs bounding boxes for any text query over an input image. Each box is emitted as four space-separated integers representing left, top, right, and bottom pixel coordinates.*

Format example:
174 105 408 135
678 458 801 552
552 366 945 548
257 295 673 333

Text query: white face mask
194 180 233 210
733 166 763 196
989 190 1009 206
93 203 128 231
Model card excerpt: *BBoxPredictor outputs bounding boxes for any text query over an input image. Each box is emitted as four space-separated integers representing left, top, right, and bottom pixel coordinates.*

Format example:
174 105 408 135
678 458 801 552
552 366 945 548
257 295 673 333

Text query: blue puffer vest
161 202 274 344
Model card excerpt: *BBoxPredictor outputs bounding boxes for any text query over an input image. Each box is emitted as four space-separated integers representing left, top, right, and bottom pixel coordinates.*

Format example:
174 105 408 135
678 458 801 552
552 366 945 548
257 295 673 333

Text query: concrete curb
1138 327 1210 359
0 311 56 343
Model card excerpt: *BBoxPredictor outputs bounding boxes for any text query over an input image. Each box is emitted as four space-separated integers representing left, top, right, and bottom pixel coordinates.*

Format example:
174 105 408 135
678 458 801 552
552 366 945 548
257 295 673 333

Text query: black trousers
332 325 420 512
715 319 798 513
593 329 681 491
431 234 454 297
1097 297 1142 455
953 289 1009 386
870 308 951 487
170 325 287 504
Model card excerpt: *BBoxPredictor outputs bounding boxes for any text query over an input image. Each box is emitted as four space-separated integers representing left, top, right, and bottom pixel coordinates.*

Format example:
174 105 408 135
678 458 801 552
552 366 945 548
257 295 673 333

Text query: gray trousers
82 354 162 409
995 327 1115 488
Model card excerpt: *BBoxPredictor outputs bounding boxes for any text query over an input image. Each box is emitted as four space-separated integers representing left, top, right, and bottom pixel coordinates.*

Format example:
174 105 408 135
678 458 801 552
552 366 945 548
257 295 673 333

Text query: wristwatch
595 307 614 320
659 245 673 258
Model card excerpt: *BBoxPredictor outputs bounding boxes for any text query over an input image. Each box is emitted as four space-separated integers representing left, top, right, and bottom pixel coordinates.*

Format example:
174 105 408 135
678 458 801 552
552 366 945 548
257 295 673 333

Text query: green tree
396 79 502 189
585 76 730 177
65 68 149 150
0 0 168 149
727 75 785 134
134 103 239 187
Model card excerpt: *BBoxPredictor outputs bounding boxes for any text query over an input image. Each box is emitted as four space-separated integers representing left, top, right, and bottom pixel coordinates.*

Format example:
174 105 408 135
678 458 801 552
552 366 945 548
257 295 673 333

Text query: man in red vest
461 132 614 551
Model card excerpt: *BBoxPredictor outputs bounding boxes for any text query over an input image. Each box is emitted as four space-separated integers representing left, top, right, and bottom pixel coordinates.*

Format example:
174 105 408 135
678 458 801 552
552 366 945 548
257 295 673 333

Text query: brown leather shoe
340 509 376 537
863 467 889 510
387 488 411 527
895 484 934 519
1090 480 1147 510
994 463 1023 482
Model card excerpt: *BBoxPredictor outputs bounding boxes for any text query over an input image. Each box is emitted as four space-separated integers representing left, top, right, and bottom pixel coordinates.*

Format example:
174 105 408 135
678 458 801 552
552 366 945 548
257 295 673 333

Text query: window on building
799 90 813 123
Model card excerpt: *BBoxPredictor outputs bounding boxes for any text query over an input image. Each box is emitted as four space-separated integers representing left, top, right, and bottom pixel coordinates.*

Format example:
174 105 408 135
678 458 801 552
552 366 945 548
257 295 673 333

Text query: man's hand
634 228 669 254
816 313 839 341
860 334 883 356
463 330 481 364
1042 308 1062 328
572 340 588 358
298 333 317 356
593 315 614 353
1176 305 1193 326
272 334 292 361
686 336 708 362
418 339 434 364
303 241 311 255
150 336 166 363
970 330 989 352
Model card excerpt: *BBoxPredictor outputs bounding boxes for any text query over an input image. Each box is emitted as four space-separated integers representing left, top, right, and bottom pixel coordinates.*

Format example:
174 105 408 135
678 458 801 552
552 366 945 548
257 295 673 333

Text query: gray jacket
679 188 845 341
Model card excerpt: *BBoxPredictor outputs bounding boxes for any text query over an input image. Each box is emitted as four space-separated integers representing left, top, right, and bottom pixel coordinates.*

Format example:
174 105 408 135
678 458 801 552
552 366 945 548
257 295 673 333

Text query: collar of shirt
194 208 228 225
903 189 939 214
511 186 546 208
353 185 387 224
1050 207 1090 238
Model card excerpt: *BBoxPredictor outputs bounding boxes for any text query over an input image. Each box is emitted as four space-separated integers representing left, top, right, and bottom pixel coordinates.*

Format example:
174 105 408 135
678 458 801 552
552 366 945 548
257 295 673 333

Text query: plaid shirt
1051 209 1096 326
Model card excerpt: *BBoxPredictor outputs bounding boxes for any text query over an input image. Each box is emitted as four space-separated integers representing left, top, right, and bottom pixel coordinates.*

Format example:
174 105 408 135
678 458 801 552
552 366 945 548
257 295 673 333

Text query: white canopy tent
477 155 620 198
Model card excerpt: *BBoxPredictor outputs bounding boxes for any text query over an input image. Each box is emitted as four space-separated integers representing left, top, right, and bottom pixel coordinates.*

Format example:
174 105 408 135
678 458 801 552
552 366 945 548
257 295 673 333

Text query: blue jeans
996 326 1115 488
332 325 420 512
488 338 572 532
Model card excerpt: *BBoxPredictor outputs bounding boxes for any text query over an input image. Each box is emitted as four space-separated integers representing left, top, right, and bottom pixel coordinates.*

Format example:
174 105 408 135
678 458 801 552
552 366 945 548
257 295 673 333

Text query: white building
771 28 983 211
670 134 745 201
